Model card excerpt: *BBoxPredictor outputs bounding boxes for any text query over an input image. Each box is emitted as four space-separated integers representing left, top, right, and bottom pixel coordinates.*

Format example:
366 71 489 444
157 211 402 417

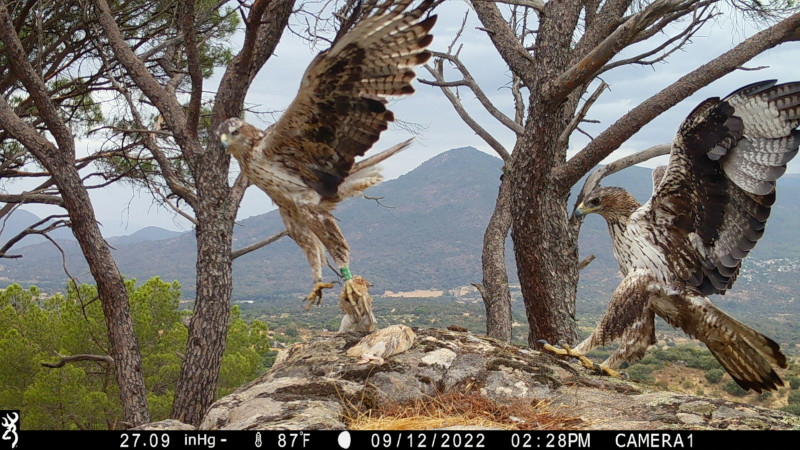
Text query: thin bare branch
559 81 608 147
556 9 800 189
578 254 596 270
423 64 511 161
0 214 70 258
426 51 524 135
600 4 714 74
0 192 64 206
736 65 769 71
151 184 199 226
231 230 289 260
42 354 114 368
41 231 78 283
543 0 698 106
574 143 672 210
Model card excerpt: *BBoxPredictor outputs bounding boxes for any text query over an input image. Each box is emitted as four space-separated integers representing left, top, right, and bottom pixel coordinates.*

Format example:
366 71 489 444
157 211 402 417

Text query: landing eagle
215 1 436 331
556 80 800 392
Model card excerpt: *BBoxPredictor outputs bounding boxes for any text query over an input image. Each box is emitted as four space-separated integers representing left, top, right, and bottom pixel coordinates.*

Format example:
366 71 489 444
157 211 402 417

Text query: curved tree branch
574 142 672 211
423 64 511 161
555 9 800 189
42 354 114 368
232 230 289 260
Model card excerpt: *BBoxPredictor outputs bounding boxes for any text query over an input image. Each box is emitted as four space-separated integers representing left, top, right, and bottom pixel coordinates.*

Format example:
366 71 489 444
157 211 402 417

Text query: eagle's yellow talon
540 342 621 378
305 282 335 310
344 278 364 308
339 276 376 332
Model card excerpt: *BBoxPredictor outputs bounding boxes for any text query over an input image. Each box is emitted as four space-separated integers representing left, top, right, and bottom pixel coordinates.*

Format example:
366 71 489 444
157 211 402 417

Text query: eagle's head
215 118 264 159
574 186 640 222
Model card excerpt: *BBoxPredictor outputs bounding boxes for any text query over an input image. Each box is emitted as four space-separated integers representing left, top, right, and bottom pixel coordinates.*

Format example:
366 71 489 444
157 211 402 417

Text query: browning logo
0 411 18 449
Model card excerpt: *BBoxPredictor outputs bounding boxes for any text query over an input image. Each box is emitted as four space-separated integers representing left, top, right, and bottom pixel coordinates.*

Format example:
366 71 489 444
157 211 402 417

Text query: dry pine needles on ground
346 389 585 430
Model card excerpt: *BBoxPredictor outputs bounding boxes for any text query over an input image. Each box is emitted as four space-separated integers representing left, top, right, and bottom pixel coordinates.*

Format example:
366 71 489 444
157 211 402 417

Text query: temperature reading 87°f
278 432 311 448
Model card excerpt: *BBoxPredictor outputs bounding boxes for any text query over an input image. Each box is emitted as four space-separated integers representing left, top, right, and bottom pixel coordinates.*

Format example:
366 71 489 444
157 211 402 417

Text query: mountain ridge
1 147 798 317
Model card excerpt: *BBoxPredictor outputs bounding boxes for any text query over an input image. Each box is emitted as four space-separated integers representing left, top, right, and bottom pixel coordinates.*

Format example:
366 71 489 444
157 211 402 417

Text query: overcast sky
15 1 800 237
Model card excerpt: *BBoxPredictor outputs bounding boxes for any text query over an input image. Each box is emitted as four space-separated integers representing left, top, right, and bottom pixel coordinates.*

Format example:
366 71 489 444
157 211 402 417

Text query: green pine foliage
0 278 269 429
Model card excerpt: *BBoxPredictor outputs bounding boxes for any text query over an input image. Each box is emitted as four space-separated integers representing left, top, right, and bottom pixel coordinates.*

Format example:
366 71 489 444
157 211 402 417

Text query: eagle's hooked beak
573 202 588 219
218 133 230 149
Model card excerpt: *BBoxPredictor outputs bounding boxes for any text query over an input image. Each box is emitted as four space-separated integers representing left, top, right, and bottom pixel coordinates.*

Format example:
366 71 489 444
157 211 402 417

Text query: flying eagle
215 1 436 325
547 80 800 392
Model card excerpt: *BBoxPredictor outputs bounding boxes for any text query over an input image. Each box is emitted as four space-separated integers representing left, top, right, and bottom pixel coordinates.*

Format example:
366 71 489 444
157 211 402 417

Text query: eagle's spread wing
649 80 800 294
260 0 436 198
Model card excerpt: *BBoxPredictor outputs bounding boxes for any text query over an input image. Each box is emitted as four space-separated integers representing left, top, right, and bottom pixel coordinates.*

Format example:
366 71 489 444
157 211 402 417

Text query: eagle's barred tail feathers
337 138 413 198
695 301 787 393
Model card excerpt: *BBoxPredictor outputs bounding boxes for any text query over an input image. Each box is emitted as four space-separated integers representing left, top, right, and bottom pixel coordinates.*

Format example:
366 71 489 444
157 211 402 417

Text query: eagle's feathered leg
541 272 659 378
280 209 335 309
301 205 376 330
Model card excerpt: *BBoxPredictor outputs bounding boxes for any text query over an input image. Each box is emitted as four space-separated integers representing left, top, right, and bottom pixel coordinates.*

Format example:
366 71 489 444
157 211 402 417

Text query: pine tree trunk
56 167 151 426
506 0 583 347
509 107 581 347
169 0 294 426
480 172 513 342
171 206 235 425
510 179 580 346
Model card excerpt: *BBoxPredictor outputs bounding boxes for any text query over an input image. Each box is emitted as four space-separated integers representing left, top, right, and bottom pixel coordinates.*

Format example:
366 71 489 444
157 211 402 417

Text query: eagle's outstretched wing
261 0 436 198
648 80 800 294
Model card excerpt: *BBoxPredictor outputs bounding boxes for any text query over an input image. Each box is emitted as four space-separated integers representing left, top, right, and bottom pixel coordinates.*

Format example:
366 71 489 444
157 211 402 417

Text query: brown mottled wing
648 80 800 294
261 0 436 198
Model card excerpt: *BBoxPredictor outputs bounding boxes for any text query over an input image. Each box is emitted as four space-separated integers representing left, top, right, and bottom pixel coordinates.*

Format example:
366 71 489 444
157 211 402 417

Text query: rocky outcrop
152 328 800 430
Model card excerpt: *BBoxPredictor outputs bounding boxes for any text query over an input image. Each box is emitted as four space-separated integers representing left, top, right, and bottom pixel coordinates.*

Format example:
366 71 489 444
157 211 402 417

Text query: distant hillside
107 226 183 247
0 209 75 246
0 148 506 297
1 148 799 318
